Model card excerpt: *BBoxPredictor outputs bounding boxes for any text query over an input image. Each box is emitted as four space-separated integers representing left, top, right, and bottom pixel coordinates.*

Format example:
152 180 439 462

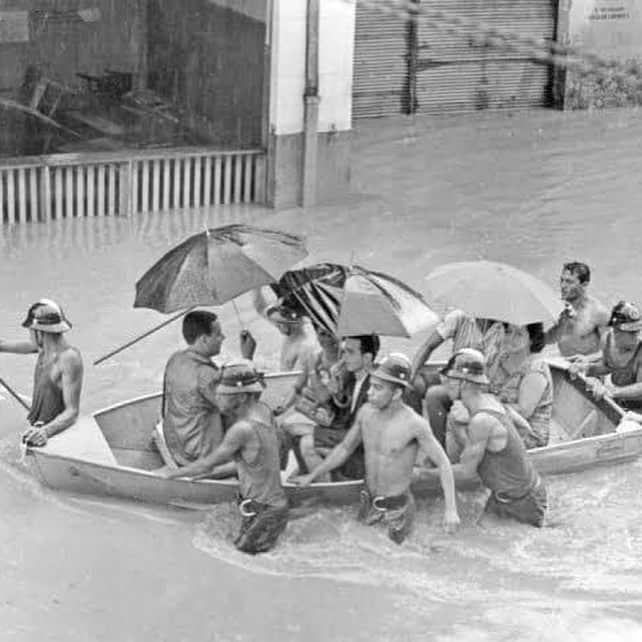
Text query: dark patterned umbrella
135 224 308 313
273 263 439 338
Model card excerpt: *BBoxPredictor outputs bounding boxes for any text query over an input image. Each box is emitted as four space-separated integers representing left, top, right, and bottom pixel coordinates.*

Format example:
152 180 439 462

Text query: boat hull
24 363 642 508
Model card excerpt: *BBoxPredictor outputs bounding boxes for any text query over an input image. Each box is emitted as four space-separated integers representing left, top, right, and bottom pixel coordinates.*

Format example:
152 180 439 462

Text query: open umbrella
424 260 563 326
134 224 308 313
94 225 307 366
274 263 439 338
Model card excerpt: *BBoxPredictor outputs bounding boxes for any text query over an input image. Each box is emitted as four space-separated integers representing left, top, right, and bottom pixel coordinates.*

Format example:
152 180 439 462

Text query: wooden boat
25 363 642 508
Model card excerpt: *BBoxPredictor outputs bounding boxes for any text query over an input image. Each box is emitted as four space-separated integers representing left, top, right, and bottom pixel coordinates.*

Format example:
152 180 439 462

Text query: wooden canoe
25 364 642 508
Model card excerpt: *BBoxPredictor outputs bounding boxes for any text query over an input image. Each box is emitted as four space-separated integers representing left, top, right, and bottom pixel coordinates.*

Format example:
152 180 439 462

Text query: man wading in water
162 362 288 554
296 354 460 543
420 349 547 527
0 300 83 446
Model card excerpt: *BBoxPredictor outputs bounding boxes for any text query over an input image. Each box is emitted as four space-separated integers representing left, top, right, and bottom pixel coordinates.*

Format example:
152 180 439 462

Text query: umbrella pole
93 307 196 366
231 299 243 329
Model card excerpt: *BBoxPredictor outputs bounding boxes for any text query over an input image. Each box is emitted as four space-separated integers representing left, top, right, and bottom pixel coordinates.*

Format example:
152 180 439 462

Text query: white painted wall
269 0 356 135
319 0 355 132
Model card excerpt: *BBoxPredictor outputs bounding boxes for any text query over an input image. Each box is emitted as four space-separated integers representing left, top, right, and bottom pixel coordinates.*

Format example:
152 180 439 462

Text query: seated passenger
572 301 642 410
160 311 256 467
411 309 505 448
299 334 381 480
493 323 553 449
274 323 344 472
163 361 288 554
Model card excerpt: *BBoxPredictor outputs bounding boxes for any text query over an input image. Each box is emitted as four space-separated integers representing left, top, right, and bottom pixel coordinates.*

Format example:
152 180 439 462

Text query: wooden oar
94 307 196 366
0 377 31 412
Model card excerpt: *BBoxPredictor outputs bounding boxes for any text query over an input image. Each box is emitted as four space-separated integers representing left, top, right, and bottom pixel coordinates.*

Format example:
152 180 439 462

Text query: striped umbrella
273 263 439 338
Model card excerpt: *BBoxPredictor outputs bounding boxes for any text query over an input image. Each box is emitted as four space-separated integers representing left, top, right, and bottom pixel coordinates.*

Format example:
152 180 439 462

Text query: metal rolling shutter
415 0 556 114
352 3 409 118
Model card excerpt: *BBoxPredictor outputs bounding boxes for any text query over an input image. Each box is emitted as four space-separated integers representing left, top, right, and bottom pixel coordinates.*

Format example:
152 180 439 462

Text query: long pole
0 377 31 412
93 307 195 366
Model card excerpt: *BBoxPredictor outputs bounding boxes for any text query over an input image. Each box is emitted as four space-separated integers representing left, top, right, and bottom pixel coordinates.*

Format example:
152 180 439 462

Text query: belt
237 497 271 517
493 476 542 504
362 489 408 512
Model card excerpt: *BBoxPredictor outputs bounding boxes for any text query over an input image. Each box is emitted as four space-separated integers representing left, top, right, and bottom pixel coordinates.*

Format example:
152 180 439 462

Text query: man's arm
164 423 249 479
609 360 642 402
0 338 39 354
198 368 222 408
415 418 459 532
295 411 365 485
511 371 548 419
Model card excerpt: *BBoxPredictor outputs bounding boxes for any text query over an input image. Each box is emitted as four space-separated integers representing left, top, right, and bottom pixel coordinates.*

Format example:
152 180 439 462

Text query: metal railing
0 147 266 223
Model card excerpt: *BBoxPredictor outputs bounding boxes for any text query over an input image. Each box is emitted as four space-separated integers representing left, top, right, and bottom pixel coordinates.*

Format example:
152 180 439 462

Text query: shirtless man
545 262 609 358
163 361 288 554
419 349 547 527
571 301 642 410
296 354 460 543
252 288 319 371
0 300 83 446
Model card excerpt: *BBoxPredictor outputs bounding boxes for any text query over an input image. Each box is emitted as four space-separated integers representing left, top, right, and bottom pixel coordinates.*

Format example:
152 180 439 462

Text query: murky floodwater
2 107 642 641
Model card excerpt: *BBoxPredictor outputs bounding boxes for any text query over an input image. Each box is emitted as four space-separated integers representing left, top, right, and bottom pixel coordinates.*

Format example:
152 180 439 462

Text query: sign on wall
569 0 642 57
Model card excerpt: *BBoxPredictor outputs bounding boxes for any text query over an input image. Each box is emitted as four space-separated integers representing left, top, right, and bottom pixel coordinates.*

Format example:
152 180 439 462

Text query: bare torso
555 296 609 357
361 404 421 497
280 327 319 371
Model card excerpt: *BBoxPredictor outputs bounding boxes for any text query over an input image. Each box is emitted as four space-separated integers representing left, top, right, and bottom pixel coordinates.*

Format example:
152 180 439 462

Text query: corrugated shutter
415 0 556 113
352 3 409 118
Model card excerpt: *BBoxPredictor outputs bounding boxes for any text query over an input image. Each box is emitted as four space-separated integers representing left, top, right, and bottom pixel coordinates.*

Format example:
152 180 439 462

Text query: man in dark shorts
162 361 288 554
311 334 380 480
0 299 83 446
419 349 547 527
296 353 460 543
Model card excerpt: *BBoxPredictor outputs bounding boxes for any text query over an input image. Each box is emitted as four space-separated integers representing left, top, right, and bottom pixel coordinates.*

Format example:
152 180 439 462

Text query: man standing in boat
0 299 83 446
545 262 609 358
162 361 288 554
161 310 256 467
419 349 547 527
296 354 460 543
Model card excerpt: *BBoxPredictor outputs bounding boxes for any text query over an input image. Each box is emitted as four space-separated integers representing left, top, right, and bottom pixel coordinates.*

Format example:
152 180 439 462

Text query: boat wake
192 461 642 622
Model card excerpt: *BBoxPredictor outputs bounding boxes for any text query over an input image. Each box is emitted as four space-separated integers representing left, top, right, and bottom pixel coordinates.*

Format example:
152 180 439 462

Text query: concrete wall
147 0 267 147
0 0 141 94
267 0 355 208
561 0 642 108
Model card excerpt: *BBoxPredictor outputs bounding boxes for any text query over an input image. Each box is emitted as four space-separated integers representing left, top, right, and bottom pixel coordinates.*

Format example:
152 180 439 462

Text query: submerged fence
0 147 266 223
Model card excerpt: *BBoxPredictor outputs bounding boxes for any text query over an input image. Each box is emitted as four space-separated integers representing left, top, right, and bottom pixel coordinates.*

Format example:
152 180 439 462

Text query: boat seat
39 415 118 466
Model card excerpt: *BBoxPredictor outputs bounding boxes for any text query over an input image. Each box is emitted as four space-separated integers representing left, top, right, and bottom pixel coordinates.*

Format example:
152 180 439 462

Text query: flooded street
2 106 642 641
